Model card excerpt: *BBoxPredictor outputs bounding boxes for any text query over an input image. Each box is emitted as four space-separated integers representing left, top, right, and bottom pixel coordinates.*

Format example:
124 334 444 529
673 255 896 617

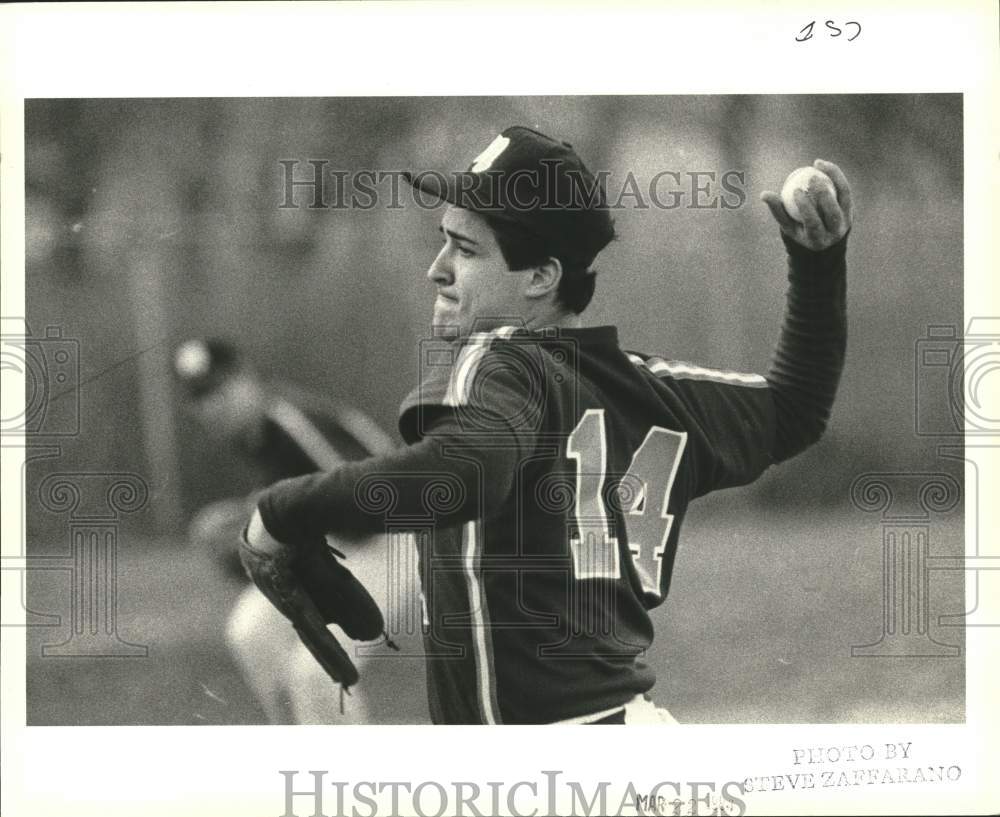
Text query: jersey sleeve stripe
444 325 519 407
462 519 502 724
644 358 767 387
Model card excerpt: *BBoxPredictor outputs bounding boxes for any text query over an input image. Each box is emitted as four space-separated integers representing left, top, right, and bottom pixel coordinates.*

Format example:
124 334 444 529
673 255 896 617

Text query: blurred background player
172 338 415 723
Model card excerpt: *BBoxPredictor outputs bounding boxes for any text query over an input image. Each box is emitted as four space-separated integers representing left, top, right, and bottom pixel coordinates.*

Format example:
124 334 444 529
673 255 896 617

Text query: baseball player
239 125 851 724
174 339 413 723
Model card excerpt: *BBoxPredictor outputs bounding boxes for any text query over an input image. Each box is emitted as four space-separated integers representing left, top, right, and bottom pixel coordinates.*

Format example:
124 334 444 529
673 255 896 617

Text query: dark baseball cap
404 125 615 266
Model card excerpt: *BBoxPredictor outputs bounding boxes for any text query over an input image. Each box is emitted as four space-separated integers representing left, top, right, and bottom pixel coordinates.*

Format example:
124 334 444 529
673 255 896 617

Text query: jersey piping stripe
462 520 501 725
444 325 519 407
630 355 767 387
266 399 347 470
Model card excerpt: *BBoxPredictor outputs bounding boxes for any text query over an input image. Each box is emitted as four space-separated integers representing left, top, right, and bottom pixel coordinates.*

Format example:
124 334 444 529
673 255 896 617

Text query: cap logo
470 134 510 173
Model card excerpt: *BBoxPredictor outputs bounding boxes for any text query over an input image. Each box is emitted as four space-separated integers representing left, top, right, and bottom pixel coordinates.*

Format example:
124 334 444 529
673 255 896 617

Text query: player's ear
524 257 562 301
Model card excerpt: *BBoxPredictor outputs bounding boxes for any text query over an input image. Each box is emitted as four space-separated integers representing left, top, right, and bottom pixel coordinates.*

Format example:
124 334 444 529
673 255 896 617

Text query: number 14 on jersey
566 409 687 596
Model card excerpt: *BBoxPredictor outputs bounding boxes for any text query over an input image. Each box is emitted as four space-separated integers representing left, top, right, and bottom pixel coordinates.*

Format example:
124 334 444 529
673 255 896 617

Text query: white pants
225 531 426 724
555 694 679 725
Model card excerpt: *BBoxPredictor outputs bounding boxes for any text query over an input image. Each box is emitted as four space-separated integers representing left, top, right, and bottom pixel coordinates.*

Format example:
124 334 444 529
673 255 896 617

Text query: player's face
427 206 528 338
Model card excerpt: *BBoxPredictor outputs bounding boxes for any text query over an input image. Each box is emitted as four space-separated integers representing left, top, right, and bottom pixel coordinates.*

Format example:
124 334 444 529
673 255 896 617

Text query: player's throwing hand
760 159 853 251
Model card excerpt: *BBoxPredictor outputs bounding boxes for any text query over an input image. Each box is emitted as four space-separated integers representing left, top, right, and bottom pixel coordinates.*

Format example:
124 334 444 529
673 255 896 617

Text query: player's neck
523 308 581 334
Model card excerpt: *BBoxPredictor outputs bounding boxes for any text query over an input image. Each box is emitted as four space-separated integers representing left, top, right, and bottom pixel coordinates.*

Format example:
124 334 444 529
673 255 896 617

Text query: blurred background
21 95 965 724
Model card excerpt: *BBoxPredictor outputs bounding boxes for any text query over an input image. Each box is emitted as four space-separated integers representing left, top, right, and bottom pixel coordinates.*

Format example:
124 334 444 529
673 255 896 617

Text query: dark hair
483 216 602 315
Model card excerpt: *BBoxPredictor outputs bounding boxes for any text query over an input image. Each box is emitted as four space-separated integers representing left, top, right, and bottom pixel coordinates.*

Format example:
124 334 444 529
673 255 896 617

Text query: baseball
780 166 837 223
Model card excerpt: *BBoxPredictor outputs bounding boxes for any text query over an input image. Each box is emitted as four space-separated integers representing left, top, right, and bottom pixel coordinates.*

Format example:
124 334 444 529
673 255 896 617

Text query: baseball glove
238 508 384 688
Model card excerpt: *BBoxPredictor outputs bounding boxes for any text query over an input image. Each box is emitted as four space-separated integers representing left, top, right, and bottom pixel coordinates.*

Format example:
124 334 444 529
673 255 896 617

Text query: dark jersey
394 325 779 724
257 232 848 724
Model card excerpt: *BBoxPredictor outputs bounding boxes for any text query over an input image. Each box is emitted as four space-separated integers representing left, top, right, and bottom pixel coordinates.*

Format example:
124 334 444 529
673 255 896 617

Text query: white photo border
1 2 997 816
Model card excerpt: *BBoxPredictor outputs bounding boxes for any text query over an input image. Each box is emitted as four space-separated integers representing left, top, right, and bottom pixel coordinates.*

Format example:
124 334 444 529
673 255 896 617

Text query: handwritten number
797 19 860 42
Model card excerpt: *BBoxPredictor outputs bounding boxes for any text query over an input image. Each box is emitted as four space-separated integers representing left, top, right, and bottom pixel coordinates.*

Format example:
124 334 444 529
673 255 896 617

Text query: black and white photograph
1 4 997 817
18 93 966 728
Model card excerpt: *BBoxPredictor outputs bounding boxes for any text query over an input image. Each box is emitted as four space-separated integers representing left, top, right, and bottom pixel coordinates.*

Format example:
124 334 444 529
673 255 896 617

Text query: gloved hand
238 507 385 688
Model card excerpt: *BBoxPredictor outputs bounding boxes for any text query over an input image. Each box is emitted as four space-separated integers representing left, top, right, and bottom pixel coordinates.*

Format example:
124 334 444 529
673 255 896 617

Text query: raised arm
760 159 852 462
